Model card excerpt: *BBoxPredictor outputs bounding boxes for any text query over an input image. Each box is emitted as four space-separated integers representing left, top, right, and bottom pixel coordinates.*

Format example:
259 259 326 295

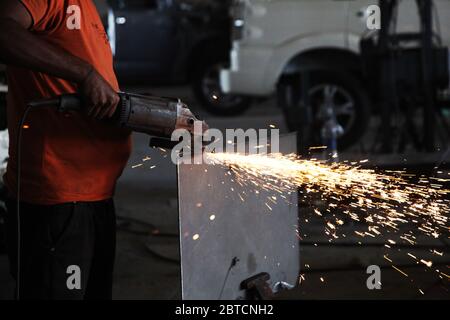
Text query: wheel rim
201 63 245 109
308 84 357 135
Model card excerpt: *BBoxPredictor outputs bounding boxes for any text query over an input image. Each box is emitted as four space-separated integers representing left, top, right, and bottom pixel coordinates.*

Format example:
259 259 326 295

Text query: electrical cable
218 257 239 300
144 243 180 264
116 215 179 264
15 104 48 300
15 105 32 300
116 215 178 238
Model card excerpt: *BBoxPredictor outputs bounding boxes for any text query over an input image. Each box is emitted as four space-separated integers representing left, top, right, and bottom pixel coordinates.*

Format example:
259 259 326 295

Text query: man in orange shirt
0 0 132 299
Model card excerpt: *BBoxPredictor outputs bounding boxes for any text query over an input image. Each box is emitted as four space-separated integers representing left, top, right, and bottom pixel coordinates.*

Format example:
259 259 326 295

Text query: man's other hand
80 68 119 119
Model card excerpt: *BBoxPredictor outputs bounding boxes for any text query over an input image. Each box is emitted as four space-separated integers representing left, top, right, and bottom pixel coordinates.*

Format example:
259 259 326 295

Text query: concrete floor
0 85 449 300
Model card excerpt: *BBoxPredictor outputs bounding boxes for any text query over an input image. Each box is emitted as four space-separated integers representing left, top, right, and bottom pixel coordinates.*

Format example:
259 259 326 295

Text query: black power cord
13 98 61 300
15 104 46 300
15 105 31 300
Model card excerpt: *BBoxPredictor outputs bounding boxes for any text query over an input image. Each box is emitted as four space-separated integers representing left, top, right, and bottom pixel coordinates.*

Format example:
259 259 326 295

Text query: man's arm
0 0 118 119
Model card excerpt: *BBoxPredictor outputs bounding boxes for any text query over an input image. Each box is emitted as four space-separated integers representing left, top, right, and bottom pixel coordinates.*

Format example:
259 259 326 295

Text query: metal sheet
178 134 300 300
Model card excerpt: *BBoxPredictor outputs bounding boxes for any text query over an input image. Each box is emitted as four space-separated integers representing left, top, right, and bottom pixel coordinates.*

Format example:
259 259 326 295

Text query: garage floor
0 86 448 300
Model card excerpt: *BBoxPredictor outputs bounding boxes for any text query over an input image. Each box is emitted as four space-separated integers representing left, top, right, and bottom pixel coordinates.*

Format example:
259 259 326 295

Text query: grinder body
117 93 190 138
29 92 203 139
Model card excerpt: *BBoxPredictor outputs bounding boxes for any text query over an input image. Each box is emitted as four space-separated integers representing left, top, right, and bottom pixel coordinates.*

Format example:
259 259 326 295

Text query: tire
192 53 252 116
281 70 371 151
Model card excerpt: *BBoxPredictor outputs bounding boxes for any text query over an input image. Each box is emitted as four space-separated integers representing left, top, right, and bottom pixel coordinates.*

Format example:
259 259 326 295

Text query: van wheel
192 54 252 116
280 71 371 150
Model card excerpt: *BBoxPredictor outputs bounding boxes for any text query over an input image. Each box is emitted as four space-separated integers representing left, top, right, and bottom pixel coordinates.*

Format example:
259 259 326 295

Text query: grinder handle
29 93 125 114
58 94 83 113
27 94 83 112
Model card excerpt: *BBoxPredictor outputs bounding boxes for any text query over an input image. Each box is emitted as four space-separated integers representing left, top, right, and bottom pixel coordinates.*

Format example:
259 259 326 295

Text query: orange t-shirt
4 0 132 205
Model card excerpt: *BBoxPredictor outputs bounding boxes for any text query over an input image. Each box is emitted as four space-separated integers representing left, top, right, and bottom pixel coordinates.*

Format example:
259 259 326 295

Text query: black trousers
4 198 116 300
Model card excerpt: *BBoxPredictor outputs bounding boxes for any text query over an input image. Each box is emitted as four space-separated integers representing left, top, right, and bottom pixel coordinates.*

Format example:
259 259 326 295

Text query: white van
220 0 450 148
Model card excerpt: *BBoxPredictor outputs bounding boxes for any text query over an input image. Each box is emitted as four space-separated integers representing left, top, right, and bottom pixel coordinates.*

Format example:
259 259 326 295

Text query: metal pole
417 0 436 151
378 0 398 153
